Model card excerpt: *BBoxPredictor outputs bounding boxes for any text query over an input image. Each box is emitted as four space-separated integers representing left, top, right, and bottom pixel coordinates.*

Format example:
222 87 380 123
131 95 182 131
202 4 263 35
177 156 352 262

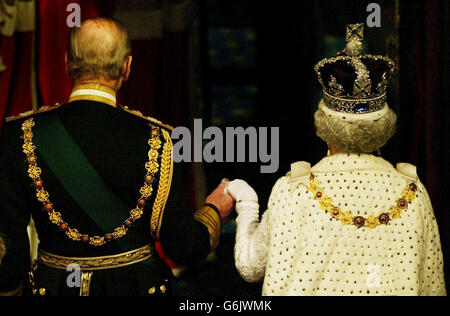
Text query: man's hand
206 179 235 223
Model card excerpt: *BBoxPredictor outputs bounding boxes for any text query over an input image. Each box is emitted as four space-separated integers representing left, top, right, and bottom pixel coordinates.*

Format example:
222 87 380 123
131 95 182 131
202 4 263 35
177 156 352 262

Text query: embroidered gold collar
69 83 117 108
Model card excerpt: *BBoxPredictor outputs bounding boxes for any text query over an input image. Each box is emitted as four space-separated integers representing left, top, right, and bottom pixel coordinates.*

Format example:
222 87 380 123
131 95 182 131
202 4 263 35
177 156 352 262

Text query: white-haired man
0 17 234 296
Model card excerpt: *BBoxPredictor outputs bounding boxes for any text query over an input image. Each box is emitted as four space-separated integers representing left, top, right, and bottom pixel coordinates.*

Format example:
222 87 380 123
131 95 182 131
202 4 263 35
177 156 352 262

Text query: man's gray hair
314 107 397 153
67 17 131 81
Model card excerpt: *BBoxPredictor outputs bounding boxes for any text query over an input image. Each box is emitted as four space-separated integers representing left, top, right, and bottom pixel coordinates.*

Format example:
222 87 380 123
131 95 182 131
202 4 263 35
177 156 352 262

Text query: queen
227 24 446 296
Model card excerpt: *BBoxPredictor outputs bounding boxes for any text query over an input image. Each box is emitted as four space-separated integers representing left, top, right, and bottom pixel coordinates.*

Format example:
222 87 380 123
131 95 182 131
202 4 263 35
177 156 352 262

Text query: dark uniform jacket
0 98 221 296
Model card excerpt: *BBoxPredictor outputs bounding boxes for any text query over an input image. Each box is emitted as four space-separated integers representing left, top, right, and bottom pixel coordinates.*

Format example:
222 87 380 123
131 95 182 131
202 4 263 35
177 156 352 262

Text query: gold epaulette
119 105 174 131
5 104 63 123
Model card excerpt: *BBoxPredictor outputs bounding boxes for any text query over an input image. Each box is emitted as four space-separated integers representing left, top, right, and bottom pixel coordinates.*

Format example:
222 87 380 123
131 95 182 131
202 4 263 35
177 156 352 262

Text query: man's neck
74 79 121 92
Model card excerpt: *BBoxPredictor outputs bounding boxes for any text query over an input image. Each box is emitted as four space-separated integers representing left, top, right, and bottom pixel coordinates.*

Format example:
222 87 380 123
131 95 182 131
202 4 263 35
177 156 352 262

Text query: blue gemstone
354 103 369 113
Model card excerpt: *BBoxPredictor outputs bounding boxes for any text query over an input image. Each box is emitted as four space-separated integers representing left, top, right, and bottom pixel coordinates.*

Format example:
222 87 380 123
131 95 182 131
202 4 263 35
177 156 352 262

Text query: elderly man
227 24 446 296
0 17 234 296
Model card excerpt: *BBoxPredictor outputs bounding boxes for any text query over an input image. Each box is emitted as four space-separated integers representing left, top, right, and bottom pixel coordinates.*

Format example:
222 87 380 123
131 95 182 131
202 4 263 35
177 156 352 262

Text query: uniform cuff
193 204 222 251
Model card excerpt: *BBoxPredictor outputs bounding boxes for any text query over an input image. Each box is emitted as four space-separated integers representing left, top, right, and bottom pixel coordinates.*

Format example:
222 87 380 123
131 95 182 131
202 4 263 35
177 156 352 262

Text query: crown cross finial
346 24 365 42
345 24 364 56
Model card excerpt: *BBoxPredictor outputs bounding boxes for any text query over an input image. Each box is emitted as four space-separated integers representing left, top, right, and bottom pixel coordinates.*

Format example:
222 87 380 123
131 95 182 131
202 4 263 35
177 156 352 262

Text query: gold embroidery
21 118 162 246
307 174 418 229
6 104 62 123
38 245 153 271
151 129 173 239
193 205 222 250
80 272 93 296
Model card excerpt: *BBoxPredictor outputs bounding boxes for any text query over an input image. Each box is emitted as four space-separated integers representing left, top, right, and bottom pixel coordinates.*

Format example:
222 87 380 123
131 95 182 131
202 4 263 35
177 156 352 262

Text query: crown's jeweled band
323 91 387 114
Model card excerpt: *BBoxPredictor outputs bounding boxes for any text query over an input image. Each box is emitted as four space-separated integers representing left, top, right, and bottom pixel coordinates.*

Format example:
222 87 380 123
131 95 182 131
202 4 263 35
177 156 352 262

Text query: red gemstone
354 216 365 228
152 129 160 137
44 203 53 213
332 208 340 216
81 236 90 243
398 199 407 208
125 220 133 228
145 175 154 184
35 180 44 190
316 192 323 198
59 223 69 232
138 199 146 208
28 156 37 164
379 214 390 225
409 183 417 192
105 234 113 242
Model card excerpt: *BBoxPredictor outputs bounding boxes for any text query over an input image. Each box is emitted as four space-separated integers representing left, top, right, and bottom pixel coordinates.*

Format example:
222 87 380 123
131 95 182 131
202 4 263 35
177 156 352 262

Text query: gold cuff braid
38 245 153 271
193 205 222 251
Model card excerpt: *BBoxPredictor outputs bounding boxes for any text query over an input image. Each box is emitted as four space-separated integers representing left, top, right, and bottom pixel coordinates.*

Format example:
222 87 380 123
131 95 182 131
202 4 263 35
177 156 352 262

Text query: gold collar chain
21 118 163 246
307 174 418 229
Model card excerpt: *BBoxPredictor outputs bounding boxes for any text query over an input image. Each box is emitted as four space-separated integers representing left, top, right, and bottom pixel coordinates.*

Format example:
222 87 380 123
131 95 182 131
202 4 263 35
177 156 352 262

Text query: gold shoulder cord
150 129 174 240
21 118 163 247
307 174 418 229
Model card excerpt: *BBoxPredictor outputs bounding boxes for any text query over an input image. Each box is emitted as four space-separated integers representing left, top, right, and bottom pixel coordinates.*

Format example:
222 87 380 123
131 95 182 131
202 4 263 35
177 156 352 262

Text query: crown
315 24 395 114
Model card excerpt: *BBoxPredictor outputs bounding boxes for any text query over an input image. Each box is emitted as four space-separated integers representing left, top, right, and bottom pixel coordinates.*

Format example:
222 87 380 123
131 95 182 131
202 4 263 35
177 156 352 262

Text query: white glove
226 179 258 203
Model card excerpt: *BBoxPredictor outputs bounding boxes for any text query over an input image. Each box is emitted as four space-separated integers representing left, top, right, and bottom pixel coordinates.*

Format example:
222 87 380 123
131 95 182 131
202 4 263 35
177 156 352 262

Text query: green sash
34 112 133 251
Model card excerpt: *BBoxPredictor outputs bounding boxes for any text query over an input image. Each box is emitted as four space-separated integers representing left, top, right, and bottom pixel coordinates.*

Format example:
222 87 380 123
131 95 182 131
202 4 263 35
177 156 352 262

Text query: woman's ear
122 56 133 82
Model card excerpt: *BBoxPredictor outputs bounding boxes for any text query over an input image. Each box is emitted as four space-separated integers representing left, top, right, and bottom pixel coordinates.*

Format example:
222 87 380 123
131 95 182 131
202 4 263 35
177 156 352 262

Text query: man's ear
122 56 133 82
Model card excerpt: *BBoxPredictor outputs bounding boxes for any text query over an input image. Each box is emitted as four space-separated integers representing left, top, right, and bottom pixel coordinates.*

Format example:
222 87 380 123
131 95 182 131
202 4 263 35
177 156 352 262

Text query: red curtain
0 0 36 131
38 0 102 107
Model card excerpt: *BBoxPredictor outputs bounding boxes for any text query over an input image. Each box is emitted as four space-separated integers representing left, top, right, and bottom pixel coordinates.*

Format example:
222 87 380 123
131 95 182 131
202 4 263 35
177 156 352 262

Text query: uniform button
160 285 167 294
148 287 156 295
39 288 46 296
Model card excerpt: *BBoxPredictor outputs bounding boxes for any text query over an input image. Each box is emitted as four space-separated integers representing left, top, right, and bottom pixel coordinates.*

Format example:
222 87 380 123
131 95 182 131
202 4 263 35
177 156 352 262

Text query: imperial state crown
315 23 395 114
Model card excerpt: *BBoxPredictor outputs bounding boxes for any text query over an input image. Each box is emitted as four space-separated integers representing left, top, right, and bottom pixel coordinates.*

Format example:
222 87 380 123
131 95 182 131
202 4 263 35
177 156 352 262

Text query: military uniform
0 84 221 296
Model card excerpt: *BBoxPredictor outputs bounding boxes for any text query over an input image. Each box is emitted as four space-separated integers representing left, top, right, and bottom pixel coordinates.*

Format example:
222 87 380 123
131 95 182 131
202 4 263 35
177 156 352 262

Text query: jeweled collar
69 83 117 108
312 153 395 174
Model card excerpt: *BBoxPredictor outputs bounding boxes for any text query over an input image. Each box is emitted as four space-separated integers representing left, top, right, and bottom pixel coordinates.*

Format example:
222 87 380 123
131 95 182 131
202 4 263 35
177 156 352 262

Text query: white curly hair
314 100 397 153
